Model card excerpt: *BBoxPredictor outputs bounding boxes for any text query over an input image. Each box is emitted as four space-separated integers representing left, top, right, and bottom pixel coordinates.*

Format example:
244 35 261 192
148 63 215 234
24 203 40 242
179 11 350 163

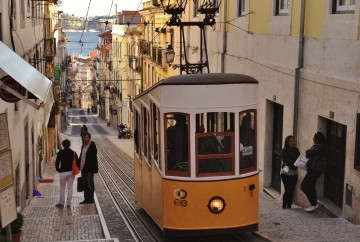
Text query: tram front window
196 112 235 176
165 113 189 175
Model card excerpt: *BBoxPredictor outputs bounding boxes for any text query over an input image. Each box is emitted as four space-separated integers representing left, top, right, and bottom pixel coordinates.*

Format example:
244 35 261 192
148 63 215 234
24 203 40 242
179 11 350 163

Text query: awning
0 41 52 109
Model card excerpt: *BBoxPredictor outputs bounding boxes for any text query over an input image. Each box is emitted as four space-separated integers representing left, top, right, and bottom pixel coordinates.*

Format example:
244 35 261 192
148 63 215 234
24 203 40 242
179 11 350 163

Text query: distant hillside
61 14 115 31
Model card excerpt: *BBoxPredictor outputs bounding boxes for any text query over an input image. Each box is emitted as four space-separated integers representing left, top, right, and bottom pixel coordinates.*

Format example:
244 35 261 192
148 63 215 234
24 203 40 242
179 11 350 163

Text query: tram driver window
165 113 189 175
196 112 235 176
239 110 257 173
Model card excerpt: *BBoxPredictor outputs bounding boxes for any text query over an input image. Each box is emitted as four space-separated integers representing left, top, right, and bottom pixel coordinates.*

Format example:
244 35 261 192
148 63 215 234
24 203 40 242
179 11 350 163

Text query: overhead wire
78 0 92 55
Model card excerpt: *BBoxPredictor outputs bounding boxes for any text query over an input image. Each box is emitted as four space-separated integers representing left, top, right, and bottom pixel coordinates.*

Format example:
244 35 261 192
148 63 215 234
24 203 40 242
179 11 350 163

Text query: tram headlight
207 196 226 214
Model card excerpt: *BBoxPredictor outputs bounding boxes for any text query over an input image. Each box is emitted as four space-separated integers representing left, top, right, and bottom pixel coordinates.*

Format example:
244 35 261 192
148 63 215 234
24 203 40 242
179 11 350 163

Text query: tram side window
196 112 235 176
135 110 140 155
239 110 257 173
142 107 151 163
151 102 160 166
165 113 189 175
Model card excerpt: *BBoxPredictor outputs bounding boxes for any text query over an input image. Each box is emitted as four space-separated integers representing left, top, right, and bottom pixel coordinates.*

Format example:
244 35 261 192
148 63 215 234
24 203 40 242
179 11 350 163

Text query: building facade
0 0 56 214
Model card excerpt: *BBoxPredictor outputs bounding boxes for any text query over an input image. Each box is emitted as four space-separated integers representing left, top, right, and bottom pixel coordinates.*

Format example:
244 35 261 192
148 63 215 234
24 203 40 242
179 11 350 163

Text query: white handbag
294 155 309 169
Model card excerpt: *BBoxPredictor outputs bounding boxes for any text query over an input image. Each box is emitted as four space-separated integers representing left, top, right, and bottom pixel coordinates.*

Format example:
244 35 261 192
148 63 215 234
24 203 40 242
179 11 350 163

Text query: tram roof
134 73 258 100
163 73 258 85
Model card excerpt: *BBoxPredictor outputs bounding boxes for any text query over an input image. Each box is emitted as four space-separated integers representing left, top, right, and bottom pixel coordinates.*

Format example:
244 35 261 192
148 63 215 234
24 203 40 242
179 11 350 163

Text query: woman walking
55 139 79 208
280 135 300 209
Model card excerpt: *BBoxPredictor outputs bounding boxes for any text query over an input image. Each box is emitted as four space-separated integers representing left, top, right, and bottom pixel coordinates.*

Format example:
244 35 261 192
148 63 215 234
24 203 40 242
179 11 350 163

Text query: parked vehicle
118 124 131 139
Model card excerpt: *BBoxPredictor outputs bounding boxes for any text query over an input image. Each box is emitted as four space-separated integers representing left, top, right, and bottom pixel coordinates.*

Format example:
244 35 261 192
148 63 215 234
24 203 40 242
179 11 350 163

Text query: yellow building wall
249 0 270 35
304 0 325 38
225 1 239 32
291 0 301 36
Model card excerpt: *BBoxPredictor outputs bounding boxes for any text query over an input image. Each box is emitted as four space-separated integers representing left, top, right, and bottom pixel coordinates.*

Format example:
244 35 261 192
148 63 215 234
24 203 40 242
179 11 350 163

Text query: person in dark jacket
280 135 300 209
79 132 98 204
55 139 79 208
301 131 327 212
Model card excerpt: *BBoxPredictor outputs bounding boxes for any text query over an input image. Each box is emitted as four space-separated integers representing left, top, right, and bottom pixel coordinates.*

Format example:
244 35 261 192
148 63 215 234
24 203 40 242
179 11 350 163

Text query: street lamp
160 0 222 74
165 45 175 65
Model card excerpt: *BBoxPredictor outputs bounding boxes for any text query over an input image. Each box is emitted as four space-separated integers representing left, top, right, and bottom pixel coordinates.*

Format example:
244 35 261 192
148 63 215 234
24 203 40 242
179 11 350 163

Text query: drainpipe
221 0 227 73
294 0 306 139
9 0 16 51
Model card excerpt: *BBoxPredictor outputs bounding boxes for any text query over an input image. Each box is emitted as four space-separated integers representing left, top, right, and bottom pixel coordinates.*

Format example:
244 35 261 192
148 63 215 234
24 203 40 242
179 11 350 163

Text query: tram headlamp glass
207 196 226 214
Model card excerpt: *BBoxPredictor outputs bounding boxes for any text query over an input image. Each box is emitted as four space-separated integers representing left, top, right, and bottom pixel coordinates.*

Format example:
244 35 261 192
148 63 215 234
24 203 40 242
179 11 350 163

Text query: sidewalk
257 191 360 242
21 127 115 242
21 116 360 241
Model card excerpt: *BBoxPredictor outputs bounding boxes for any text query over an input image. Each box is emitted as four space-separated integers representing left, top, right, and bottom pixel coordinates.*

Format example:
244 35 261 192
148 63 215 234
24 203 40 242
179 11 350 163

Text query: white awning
0 41 52 109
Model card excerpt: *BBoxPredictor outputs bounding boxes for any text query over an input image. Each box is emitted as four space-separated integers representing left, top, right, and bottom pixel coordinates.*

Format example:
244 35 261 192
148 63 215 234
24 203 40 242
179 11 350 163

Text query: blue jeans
81 172 95 203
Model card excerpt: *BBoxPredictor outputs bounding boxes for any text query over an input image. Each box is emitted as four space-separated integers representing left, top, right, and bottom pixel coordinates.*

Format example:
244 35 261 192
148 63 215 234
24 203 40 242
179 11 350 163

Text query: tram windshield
196 112 235 176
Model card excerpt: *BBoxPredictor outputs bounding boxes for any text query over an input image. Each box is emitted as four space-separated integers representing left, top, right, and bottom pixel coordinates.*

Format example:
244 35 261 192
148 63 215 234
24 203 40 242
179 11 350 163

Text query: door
325 120 346 208
271 103 283 192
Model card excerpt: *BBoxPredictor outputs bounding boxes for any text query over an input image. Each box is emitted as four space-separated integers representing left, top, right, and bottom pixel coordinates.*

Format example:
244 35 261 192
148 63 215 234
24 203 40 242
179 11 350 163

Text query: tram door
271 103 283 193
325 120 346 208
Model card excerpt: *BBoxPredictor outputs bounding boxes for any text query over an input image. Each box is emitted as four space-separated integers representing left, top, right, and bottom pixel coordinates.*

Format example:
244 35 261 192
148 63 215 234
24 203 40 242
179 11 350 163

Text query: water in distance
65 31 99 57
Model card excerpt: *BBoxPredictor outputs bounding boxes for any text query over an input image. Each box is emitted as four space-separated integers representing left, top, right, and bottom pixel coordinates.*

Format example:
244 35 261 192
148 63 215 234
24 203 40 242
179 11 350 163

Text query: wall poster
0 150 13 190
0 113 10 151
0 186 17 228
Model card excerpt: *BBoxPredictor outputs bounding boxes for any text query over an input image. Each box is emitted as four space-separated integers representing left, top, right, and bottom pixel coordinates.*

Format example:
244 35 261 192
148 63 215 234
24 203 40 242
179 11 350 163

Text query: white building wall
0 0 50 210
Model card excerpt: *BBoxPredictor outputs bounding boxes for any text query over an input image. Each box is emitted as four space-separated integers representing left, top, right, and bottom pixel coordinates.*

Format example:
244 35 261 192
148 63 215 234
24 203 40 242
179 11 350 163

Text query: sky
58 0 144 17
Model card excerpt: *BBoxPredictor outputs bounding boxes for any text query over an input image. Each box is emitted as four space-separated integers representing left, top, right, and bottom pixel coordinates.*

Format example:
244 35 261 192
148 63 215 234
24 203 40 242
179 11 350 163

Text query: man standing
79 132 98 204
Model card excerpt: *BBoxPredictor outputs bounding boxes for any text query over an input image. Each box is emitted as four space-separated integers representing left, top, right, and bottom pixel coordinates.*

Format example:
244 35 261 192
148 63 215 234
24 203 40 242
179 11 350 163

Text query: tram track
88 125 164 242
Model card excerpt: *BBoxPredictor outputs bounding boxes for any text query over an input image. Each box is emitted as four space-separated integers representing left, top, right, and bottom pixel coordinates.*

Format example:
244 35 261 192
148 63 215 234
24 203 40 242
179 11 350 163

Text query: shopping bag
294 155 309 169
72 152 80 175
77 177 84 192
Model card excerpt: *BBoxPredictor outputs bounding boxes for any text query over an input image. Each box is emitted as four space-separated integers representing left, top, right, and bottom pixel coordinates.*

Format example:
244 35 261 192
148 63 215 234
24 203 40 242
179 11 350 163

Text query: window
142 107 150 162
238 0 246 16
276 0 289 15
151 102 160 166
20 0 25 22
354 114 360 171
213 0 219 13
333 0 355 12
165 113 189 176
12 0 17 19
196 112 235 176
193 0 199 17
239 110 257 174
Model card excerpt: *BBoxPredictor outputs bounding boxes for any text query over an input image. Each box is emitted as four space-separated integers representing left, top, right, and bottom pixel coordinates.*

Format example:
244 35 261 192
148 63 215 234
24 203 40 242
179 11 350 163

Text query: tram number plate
173 189 188 207
174 199 187 207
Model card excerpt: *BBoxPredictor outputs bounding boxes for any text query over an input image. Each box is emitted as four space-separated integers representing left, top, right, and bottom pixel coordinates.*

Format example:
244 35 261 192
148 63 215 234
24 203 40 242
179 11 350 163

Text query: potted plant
10 212 24 242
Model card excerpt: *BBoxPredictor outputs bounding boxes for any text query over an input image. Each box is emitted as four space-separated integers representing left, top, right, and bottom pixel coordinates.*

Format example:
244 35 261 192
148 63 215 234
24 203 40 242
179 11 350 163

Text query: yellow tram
133 73 259 236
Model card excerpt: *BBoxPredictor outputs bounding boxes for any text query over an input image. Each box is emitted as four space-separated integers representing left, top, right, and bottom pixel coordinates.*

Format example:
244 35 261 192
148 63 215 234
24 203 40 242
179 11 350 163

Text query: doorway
325 120 346 208
271 103 284 193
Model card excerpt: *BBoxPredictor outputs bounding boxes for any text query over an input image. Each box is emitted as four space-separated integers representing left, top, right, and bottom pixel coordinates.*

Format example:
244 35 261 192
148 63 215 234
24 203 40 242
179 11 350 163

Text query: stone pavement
21 115 360 242
21 119 117 242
